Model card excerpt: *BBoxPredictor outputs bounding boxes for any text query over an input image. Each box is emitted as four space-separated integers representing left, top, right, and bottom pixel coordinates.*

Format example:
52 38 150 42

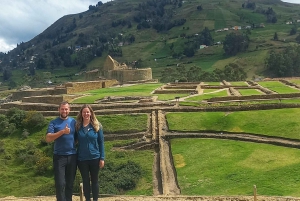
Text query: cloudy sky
0 0 300 53
0 0 109 53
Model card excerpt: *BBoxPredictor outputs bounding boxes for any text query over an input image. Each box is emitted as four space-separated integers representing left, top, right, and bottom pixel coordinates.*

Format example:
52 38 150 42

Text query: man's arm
46 124 70 142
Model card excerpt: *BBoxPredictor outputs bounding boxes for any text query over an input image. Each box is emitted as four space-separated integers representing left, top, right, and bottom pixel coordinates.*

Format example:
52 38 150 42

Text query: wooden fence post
253 185 257 201
80 182 83 201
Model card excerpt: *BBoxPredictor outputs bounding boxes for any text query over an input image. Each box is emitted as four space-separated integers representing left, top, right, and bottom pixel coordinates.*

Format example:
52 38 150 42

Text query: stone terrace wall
10 80 118 101
11 88 59 101
207 93 300 102
22 95 81 104
164 85 198 89
65 80 118 94
153 89 198 94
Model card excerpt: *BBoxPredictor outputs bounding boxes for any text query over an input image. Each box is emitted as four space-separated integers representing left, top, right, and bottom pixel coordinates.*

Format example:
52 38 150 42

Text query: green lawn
186 89 228 101
99 114 148 133
172 138 300 196
228 82 249 86
166 108 300 139
156 94 189 101
72 83 163 103
258 81 300 94
289 79 300 85
237 89 263 96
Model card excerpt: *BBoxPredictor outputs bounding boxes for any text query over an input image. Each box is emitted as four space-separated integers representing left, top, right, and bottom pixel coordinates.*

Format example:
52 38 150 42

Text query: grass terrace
156 94 189 101
166 108 300 139
186 89 228 101
72 83 163 103
237 89 263 96
258 81 300 94
227 81 249 86
172 138 300 196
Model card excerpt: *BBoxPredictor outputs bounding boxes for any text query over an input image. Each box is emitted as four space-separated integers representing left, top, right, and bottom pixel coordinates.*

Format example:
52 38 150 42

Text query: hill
1 0 300 88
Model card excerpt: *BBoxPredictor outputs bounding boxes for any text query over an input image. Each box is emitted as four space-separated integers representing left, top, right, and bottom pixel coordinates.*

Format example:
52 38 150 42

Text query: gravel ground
2 195 300 201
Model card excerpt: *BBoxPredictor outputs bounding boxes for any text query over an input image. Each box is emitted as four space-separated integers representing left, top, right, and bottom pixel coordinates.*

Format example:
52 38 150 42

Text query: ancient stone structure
10 80 118 102
102 55 153 83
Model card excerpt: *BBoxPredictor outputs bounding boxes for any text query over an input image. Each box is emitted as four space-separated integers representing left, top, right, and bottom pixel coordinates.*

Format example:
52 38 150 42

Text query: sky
0 0 109 53
0 0 300 53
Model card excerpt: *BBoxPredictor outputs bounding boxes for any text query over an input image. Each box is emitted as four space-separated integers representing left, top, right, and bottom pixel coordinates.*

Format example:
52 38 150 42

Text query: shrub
37 182 55 196
0 141 4 153
15 142 38 167
39 136 48 146
6 107 26 128
22 129 30 139
4 154 11 160
0 114 16 137
22 111 46 130
35 155 52 175
99 161 142 194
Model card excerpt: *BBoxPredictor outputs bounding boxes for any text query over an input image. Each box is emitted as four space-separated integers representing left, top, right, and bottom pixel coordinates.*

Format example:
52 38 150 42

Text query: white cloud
0 0 107 53
282 0 300 3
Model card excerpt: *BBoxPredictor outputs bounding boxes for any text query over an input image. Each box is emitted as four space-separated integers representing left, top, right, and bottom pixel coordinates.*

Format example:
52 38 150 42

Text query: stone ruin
101 55 154 83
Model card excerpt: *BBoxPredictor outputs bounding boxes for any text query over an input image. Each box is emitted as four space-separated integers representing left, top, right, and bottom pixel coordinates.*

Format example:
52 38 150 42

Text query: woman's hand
99 160 105 168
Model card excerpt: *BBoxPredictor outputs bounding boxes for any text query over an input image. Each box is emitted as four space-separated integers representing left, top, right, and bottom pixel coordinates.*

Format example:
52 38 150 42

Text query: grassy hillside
1 0 300 88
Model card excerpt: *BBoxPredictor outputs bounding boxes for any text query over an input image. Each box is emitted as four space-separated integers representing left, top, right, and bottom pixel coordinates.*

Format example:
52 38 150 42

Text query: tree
265 46 300 77
273 32 278 41
187 66 202 81
183 46 195 57
89 5 96 11
161 67 177 83
29 65 35 76
197 5 202 11
223 63 247 81
223 32 249 56
200 27 214 46
290 26 297 35
3 68 12 81
63 53 72 67
296 34 300 43
36 57 46 69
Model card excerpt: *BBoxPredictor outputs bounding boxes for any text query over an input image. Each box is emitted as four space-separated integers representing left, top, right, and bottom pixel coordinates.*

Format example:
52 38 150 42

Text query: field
2 79 300 200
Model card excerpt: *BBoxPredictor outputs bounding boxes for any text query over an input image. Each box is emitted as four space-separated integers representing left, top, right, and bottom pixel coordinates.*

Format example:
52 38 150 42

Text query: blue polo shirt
47 117 76 155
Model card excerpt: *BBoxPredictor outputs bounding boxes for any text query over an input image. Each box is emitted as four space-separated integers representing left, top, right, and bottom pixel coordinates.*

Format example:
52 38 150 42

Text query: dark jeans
53 154 77 201
78 158 100 201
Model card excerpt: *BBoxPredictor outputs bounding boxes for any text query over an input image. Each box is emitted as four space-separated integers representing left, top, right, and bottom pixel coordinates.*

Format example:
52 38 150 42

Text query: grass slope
172 138 300 196
4 0 300 87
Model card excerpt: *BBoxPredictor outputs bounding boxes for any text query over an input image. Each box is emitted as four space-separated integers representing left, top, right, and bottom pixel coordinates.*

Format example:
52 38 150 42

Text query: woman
76 104 105 201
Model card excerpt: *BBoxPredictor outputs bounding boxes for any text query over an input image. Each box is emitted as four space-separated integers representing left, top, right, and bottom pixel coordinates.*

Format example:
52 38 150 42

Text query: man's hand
64 124 70 134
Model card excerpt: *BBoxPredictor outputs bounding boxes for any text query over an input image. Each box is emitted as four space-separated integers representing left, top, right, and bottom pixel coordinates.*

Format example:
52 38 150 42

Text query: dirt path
2 195 300 201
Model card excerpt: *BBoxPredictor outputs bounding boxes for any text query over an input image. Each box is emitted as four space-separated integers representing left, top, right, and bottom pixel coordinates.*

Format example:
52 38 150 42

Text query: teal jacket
77 124 105 161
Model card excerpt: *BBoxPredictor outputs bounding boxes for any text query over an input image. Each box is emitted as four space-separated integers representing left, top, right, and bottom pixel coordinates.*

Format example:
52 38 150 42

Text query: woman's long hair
75 104 101 132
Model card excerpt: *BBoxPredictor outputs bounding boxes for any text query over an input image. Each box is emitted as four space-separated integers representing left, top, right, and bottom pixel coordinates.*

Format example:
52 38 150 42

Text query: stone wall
101 55 153 83
22 95 82 104
207 93 300 102
10 80 118 101
11 88 59 101
65 80 118 94
153 89 198 94
105 68 152 83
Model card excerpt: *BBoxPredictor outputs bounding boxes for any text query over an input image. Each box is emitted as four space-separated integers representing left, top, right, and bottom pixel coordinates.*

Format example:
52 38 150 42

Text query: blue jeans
53 154 77 201
78 158 100 201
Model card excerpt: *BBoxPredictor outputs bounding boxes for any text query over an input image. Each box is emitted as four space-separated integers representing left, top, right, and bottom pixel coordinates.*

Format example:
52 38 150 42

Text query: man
46 101 77 201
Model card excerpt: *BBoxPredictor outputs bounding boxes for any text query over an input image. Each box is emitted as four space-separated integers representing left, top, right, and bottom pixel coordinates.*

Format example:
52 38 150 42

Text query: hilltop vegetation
1 0 300 88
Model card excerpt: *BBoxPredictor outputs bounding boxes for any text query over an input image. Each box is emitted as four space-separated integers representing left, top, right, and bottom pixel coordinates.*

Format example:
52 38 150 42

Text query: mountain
1 0 300 88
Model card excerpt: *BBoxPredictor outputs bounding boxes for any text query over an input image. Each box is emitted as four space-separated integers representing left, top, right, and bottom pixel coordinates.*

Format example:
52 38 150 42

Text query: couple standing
46 101 105 201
